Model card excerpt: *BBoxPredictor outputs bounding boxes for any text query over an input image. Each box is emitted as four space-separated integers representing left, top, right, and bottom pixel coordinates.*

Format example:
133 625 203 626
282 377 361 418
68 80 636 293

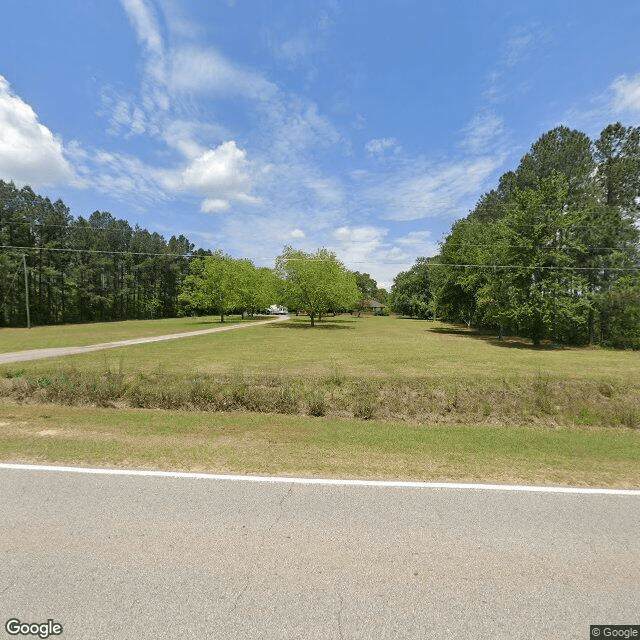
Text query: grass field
0 314 257 352
1 314 639 486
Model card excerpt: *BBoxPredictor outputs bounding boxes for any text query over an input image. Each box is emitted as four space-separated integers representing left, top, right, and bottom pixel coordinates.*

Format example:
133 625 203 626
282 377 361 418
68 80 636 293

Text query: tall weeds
1 363 638 429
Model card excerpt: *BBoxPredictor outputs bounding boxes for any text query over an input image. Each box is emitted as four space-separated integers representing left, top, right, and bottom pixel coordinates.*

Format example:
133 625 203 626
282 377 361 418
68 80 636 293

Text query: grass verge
1 403 638 487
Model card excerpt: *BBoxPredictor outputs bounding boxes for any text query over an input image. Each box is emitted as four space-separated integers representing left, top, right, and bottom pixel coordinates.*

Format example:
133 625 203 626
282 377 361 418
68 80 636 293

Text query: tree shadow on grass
190 317 263 326
426 325 571 350
267 321 355 330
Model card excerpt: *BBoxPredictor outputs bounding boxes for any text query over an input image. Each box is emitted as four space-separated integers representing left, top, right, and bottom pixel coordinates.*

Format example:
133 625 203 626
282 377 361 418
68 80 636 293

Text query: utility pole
22 254 30 329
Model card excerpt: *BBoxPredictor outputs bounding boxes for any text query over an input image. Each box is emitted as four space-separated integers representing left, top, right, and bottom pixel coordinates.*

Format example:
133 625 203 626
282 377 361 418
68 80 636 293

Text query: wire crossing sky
0 1 639 287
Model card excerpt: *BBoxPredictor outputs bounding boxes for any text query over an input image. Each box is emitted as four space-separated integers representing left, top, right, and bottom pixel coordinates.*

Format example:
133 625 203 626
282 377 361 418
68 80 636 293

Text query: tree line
391 122 640 348
0 180 377 327
0 180 196 326
178 246 365 325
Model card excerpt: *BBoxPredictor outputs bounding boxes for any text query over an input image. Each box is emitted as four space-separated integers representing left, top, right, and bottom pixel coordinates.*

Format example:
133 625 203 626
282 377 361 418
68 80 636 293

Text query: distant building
267 304 288 315
364 299 386 315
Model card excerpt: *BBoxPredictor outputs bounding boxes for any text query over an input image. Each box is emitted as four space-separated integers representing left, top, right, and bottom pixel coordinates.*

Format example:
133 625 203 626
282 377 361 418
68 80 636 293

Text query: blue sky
1 0 639 288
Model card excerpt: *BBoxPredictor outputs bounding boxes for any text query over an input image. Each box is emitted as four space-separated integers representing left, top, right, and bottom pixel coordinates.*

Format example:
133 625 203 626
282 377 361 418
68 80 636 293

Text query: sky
1 0 639 289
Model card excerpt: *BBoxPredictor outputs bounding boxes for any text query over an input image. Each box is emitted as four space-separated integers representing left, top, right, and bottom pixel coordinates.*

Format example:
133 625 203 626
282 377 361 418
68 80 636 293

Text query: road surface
1 465 638 639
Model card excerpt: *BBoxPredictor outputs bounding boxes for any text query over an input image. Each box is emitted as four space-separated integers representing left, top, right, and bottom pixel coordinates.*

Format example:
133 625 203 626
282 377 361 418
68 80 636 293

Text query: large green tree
391 258 433 318
429 123 640 347
275 246 359 326
178 252 242 322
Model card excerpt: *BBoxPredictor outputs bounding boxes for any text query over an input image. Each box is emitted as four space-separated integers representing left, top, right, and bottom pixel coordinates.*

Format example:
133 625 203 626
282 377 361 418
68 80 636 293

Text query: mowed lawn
1 403 638 487
0 314 256 353
3 314 638 380
1 315 639 487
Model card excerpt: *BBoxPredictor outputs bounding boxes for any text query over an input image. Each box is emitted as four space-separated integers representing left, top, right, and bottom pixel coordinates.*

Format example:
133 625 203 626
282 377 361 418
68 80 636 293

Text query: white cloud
304 176 344 204
461 111 505 154
182 145 246 192
330 225 388 269
395 231 440 258
121 0 164 58
365 137 401 156
106 97 147 136
330 225 414 289
160 140 259 212
264 98 342 160
484 25 544 105
611 73 640 117
179 142 247 191
120 0 167 92
564 72 640 135
161 120 207 159
114 0 344 222
119 0 170 119
0 76 76 188
157 0 204 41
211 208 333 265
201 198 230 213
363 155 504 222
352 113 366 130
170 46 277 100
275 33 318 64
332 225 384 244
396 230 431 246
503 32 534 68
120 0 279 117
325 225 439 288
266 3 337 68
67 137 259 213
88 150 164 202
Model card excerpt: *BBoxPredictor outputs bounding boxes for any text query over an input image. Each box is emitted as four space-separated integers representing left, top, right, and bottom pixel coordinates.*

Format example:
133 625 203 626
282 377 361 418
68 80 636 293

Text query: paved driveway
0 315 288 364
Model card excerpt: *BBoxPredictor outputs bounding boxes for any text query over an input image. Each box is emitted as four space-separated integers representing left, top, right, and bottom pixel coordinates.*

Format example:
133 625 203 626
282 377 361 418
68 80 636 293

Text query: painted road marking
1 463 639 495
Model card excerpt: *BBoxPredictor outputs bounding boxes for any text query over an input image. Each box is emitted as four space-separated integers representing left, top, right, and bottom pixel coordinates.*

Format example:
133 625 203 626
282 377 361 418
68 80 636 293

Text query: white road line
1 463 639 495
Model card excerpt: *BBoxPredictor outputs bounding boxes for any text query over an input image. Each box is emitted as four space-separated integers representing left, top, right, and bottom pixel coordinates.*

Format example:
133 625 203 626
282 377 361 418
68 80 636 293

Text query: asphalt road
0 315 288 364
1 466 638 639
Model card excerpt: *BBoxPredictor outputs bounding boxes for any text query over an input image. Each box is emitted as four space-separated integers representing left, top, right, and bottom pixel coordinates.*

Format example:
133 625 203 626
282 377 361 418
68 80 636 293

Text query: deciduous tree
275 246 359 326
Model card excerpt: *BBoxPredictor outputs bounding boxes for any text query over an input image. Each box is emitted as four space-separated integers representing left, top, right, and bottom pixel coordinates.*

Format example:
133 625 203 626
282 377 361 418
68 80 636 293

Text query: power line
1 245 191 258
425 262 640 272
0 263 21 310
2 245 638 271
438 243 638 251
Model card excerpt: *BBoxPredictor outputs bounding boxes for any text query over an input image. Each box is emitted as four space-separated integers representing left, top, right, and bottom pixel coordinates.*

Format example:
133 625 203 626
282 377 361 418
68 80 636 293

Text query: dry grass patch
3 363 638 429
